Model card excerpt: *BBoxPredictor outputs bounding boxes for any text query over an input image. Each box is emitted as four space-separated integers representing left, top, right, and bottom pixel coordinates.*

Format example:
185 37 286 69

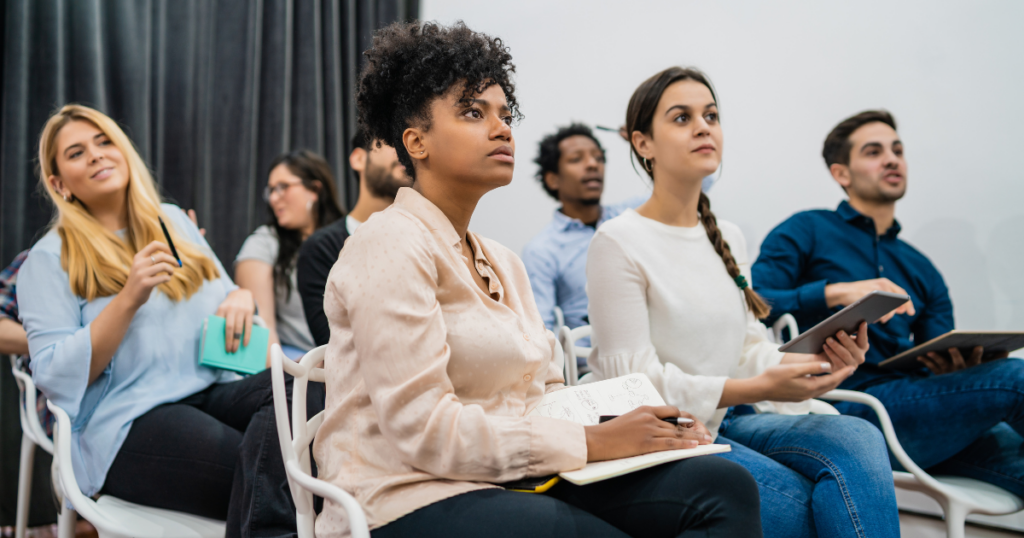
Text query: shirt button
524 374 532 382
879 265 884 272
523 333 530 341
490 282 499 292
477 261 485 271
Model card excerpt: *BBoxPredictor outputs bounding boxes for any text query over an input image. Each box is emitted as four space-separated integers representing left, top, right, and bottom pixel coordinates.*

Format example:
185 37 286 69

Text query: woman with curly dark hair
311 21 763 538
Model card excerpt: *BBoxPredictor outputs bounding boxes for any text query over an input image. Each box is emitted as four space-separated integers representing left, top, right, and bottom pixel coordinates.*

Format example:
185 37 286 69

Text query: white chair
553 306 565 337
771 313 799 345
48 400 226 538
558 325 596 386
269 344 370 538
771 314 1024 538
10 355 60 538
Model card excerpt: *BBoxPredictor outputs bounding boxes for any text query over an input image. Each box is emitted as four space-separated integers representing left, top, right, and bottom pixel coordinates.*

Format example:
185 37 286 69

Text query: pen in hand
599 415 694 426
158 216 183 267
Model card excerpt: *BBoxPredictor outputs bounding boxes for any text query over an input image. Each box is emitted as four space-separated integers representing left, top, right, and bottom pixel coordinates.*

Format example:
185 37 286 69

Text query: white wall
421 0 1024 330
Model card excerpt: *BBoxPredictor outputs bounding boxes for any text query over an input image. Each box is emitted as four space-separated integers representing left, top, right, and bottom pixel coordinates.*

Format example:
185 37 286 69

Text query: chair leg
943 502 967 538
57 505 76 538
15 435 35 538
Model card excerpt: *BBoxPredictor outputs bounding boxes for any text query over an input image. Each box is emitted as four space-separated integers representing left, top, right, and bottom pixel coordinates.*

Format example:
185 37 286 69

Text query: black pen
599 415 694 426
158 216 183 267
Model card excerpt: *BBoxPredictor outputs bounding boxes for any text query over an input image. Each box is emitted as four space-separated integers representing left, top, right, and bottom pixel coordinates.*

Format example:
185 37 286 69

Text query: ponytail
697 192 770 319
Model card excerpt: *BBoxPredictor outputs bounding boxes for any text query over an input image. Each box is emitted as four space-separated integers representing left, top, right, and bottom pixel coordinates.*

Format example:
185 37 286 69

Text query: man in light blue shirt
522 124 646 361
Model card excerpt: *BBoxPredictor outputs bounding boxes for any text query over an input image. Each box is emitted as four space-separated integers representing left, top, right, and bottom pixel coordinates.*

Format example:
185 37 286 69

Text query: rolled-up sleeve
338 217 585 481
586 232 727 424
18 249 110 425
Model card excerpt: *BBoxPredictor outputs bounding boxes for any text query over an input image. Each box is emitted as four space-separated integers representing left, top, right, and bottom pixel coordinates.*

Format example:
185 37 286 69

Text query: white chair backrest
559 325 593 386
771 313 799 344
270 344 369 538
10 356 53 453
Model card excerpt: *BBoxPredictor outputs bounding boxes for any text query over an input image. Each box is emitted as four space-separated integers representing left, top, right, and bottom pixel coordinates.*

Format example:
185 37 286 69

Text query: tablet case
200 315 270 375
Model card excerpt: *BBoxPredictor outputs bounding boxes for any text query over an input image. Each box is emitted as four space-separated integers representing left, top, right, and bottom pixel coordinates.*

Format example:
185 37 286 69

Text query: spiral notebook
199 315 269 375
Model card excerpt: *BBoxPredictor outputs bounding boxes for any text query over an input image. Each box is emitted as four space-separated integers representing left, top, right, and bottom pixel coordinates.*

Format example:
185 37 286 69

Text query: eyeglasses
263 181 303 202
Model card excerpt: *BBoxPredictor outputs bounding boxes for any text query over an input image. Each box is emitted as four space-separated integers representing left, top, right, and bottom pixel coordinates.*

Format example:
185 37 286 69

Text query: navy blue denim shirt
752 201 953 390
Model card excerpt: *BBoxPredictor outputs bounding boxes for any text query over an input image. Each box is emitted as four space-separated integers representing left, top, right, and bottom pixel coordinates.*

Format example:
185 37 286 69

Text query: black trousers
373 455 763 538
101 370 325 538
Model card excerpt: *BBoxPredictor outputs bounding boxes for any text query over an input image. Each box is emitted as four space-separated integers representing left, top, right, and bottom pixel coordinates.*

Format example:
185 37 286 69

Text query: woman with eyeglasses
235 150 345 359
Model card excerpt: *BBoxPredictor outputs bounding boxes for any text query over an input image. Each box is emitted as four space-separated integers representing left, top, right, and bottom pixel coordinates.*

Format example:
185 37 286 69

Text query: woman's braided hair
625 67 770 319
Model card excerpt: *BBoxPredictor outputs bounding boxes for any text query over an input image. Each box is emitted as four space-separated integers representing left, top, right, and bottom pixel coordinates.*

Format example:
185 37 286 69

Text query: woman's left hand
216 289 255 352
782 321 870 371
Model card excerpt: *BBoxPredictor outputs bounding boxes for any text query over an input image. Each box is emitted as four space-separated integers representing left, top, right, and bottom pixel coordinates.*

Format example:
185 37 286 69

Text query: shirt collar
393 187 462 248
552 206 604 231
836 200 902 239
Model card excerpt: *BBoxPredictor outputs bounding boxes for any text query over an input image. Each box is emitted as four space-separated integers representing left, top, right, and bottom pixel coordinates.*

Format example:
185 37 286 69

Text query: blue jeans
716 413 899 538
833 358 1024 497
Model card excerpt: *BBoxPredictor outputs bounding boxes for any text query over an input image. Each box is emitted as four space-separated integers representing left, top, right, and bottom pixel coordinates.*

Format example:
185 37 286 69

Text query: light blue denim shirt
17 203 239 496
522 195 647 344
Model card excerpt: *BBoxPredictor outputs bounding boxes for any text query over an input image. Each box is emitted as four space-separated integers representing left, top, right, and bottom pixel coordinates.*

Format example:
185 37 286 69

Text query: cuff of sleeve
662 369 728 427
528 416 587 475
798 279 830 315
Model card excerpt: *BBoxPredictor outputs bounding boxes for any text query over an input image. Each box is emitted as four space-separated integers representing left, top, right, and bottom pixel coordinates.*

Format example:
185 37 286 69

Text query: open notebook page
527 373 731 485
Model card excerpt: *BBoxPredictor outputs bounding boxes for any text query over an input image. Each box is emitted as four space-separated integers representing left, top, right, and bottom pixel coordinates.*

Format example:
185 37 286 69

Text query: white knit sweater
586 209 809 436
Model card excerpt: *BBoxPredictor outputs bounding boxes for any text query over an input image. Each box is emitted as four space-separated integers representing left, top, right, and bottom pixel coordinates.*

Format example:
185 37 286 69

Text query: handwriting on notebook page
529 373 665 426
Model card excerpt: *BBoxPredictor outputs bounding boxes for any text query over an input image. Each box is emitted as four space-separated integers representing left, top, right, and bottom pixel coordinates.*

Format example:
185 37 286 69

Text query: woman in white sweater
586 67 900 538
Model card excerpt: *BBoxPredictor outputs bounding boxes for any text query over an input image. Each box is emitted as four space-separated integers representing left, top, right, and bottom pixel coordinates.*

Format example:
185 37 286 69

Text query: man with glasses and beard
297 129 412 346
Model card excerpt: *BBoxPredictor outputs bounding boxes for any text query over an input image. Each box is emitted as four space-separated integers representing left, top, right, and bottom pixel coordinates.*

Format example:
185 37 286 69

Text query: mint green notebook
199 315 269 375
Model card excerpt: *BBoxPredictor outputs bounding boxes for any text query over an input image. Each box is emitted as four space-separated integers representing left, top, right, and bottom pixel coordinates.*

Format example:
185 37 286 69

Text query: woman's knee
812 415 885 453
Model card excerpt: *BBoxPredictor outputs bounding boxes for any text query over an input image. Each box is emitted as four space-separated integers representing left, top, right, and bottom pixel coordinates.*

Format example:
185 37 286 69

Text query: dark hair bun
357 21 521 179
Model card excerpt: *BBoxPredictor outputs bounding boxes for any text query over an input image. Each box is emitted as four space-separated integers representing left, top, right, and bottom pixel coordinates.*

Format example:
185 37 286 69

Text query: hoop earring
642 157 652 173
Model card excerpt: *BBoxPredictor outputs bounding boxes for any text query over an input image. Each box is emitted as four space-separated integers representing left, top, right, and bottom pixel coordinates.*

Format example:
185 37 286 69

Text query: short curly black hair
533 123 604 201
356 21 522 180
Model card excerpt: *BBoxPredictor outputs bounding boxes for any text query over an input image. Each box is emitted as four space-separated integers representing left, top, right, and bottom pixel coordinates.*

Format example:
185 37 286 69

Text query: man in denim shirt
522 124 645 361
753 110 1024 497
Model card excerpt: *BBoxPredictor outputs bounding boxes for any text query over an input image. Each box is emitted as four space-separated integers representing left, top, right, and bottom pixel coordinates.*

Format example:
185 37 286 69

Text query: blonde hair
38 104 219 301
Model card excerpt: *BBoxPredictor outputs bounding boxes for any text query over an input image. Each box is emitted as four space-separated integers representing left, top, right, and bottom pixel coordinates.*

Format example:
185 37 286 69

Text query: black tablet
777 291 910 355
879 331 1024 370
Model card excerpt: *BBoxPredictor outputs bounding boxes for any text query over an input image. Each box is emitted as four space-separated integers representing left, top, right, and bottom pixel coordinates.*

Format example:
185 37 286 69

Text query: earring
642 157 652 173
420 151 425 155
306 199 314 211
62 194 68 202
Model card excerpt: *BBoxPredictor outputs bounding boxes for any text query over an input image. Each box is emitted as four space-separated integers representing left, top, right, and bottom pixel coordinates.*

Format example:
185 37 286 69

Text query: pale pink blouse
312 188 587 536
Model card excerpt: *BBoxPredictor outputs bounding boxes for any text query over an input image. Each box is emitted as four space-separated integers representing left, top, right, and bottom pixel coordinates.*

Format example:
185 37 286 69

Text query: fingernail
821 363 832 370
704 434 712 441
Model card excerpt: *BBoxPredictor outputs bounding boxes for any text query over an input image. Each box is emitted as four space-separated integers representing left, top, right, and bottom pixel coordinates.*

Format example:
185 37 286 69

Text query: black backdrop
0 0 418 267
0 0 417 527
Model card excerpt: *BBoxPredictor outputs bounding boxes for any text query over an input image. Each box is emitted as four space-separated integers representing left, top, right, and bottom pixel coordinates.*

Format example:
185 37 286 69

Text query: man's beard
850 172 906 203
578 196 602 207
365 158 409 200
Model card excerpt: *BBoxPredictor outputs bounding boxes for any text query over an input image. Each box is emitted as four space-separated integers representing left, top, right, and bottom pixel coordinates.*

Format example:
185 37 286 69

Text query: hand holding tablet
778 291 911 355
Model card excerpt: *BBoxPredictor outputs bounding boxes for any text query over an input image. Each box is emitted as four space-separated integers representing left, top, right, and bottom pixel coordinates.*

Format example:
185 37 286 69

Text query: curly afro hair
533 123 604 201
357 21 522 180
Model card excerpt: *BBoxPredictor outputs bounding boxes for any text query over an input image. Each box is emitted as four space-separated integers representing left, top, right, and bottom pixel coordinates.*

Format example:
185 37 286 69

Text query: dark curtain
0 0 417 527
0 0 418 267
